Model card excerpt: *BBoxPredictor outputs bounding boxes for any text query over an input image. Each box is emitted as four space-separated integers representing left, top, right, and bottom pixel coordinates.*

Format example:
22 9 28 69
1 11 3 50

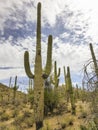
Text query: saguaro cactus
66 67 76 115
9 77 12 88
24 2 52 130
51 61 60 88
64 66 70 102
28 78 33 90
13 76 19 104
89 43 98 79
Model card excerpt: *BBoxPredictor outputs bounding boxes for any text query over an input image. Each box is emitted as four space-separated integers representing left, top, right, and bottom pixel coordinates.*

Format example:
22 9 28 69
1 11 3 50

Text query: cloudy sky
0 0 98 90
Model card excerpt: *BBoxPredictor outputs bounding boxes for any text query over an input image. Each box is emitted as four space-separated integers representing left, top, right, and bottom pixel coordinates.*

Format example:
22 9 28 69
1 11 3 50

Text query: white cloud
53 37 98 74
0 0 98 85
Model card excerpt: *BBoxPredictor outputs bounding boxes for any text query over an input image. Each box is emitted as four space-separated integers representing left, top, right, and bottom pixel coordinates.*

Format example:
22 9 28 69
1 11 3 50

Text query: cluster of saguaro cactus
51 61 60 88
13 76 19 104
64 66 76 115
24 2 52 130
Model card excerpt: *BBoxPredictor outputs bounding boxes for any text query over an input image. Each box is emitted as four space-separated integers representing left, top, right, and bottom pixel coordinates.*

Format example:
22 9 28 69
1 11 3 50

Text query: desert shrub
23 117 34 128
0 113 10 121
0 125 8 130
44 88 59 116
23 110 32 118
88 121 98 130
41 121 53 130
12 109 19 118
61 122 66 129
12 111 34 129
78 111 87 119
61 116 74 127
80 125 88 130
13 115 24 126
27 89 34 104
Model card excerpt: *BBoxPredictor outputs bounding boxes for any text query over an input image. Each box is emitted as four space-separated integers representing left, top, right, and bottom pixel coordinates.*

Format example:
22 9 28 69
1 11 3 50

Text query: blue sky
0 0 98 91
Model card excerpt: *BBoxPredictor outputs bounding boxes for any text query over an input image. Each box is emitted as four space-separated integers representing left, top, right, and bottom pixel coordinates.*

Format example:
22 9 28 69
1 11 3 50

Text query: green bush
44 88 59 116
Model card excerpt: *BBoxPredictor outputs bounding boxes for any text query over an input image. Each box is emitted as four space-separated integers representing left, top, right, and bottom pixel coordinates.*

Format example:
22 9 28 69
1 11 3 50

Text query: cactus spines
24 2 52 130
66 67 76 115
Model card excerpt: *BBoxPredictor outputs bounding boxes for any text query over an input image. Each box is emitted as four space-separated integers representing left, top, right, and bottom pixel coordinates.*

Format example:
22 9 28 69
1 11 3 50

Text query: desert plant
64 66 70 103
90 43 98 78
13 76 19 104
9 76 12 88
27 79 34 106
66 67 76 115
24 2 52 130
51 61 60 88
82 43 98 127
44 87 59 116
75 84 80 100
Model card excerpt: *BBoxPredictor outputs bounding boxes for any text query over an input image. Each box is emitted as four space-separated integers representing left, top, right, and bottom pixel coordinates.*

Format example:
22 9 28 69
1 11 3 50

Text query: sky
0 0 98 91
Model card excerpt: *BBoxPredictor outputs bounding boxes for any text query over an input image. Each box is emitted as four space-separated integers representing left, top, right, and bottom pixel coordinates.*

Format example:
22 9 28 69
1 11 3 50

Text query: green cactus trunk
24 3 52 130
13 76 18 104
66 67 76 115
9 77 12 88
34 3 43 122
64 66 70 103
89 43 98 81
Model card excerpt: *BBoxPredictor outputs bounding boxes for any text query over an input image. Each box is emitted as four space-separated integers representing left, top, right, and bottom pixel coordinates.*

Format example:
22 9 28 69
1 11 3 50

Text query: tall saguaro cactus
24 2 52 130
64 66 70 103
66 67 76 115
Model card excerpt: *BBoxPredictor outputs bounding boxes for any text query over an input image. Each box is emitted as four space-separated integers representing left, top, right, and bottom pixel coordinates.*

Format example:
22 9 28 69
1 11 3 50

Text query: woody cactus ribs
24 2 52 130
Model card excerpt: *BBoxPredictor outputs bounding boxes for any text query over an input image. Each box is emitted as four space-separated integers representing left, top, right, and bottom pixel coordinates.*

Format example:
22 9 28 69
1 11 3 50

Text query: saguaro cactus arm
54 61 60 78
24 51 34 79
51 61 60 88
43 35 52 78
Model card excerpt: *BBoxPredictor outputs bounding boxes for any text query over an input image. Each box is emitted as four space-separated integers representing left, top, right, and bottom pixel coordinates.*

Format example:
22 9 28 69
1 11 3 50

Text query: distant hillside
0 76 30 93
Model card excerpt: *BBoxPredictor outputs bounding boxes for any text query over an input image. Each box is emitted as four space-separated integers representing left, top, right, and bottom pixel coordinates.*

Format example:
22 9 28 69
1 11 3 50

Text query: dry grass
0 83 94 130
